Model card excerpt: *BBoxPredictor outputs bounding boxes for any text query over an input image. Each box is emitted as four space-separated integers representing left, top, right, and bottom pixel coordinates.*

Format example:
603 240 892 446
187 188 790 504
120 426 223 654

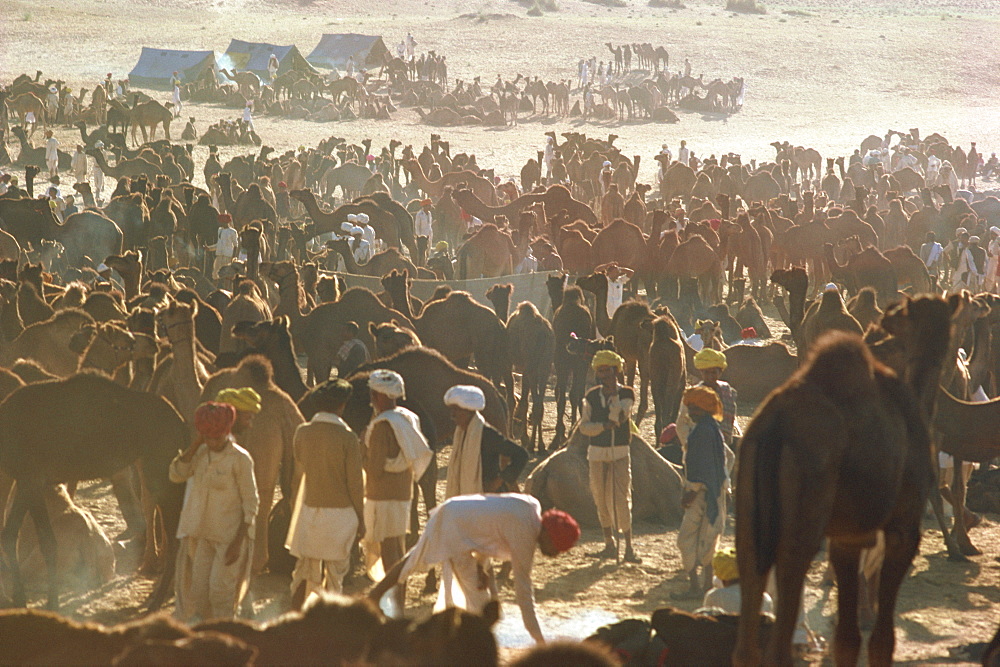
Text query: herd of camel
3 63 1000 662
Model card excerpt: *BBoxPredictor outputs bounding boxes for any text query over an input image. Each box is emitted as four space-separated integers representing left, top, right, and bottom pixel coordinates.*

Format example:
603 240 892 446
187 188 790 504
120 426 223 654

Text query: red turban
708 218 721 231
278 181 287 188
741 327 757 339
218 213 232 224
659 423 678 444
541 509 580 554
194 402 236 439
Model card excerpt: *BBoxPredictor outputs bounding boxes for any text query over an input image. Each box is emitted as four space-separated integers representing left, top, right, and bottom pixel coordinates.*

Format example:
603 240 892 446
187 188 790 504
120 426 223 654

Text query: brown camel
524 427 684 529
648 313 686 437
218 68 260 99
402 157 498 206
883 245 933 294
577 271 653 420
129 100 172 144
734 295 953 667
319 162 373 200
148 301 209 423
231 317 309 402
87 147 162 180
484 283 512 321
735 296 771 340
0 373 187 611
369 320 421 358
2 308 95 377
666 234 722 304
551 286 595 447
720 342 798 403
450 187 542 225
659 161 696 201
823 242 897 307
219 280 272 360
601 184 625 225
327 238 418 278
847 287 883 330
379 269 425 319
591 218 647 274
801 285 864 353
457 224 516 279
290 189 412 255
506 300 554 455
770 266 810 349
201 355 304 574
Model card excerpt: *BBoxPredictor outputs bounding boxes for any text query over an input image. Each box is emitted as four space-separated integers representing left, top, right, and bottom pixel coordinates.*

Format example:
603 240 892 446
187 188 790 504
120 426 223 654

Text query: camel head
233 316 291 350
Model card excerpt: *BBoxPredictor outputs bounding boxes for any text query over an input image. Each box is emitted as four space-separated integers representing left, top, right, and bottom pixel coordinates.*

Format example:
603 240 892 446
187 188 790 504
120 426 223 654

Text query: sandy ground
3 0 1000 662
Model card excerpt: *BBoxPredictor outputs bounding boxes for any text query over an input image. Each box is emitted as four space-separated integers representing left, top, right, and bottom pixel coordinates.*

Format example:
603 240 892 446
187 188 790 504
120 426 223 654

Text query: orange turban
683 386 723 421
194 402 236 439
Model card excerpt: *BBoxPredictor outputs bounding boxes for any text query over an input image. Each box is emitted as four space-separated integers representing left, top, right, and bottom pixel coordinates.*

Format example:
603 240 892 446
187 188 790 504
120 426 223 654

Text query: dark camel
734 295 953 667
0 373 186 611
647 313 686 437
551 286 594 447
506 300 554 455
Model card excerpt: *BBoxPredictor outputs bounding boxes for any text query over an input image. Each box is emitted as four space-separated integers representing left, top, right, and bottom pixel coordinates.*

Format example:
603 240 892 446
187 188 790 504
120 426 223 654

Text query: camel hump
803 332 878 401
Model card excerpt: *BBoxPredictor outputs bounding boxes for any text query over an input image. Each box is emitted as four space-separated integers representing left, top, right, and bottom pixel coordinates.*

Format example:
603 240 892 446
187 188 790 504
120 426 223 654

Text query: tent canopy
307 34 390 70
129 47 218 90
223 40 318 79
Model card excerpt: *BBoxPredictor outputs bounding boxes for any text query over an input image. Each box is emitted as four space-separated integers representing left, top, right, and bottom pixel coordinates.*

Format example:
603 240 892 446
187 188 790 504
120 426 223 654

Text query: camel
883 245 933 294
232 317 308 402
369 320 421 358
823 242 897 307
219 280 272 360
524 426 684 529
591 218 648 275
648 313 686 437
319 162 372 200
847 287 883 330
660 161 696 201
2 308 95 377
200 355 304 574
770 266 809 349
87 147 162 179
577 271 653 420
291 189 417 259
506 300 554 455
402 157 498 206
148 301 209 423
801 286 864 353
9 127 71 169
219 69 261 99
129 100 172 144
0 373 187 611
484 283 512 321
379 268 426 320
551 286 595 446
457 224 516 279
327 238 417 278
0 198 122 269
733 295 953 667
666 234 723 304
720 342 798 403
5 93 46 134
450 187 543 225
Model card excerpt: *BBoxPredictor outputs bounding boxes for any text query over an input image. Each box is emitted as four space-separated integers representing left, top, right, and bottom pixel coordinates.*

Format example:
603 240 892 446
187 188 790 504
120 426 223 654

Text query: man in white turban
357 212 377 250
444 385 527 499
363 369 432 610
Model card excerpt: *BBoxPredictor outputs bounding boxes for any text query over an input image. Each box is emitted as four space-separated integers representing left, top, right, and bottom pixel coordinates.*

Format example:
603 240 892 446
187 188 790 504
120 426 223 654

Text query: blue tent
307 34 390 70
129 48 218 90
223 40 318 80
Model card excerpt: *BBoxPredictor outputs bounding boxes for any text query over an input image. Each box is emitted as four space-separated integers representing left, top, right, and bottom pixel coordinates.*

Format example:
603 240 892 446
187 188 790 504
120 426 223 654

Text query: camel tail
748 407 783 576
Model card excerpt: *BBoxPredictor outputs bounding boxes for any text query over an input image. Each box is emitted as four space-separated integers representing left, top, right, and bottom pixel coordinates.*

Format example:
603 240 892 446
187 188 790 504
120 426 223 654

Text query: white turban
341 221 354 233
824 282 838 293
444 385 485 412
970 236 980 244
602 160 612 168
956 227 968 236
369 369 405 399
351 226 364 235
990 226 1000 236
357 213 370 224
347 214 358 223
97 263 110 273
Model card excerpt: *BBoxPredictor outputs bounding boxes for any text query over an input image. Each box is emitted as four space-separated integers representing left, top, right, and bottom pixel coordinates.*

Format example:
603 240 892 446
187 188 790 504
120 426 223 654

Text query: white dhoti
286 499 358 598
677 487 726 572
174 535 253 623
362 499 411 578
587 452 632 532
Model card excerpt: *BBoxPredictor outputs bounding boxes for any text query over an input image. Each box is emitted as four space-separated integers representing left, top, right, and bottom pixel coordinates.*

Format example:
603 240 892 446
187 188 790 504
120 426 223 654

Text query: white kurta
398 494 544 642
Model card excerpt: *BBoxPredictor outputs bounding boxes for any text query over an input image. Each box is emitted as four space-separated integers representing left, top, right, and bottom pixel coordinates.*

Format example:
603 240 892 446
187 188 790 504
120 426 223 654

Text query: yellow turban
216 387 262 414
683 386 723 421
694 348 728 371
591 349 624 371
712 547 738 582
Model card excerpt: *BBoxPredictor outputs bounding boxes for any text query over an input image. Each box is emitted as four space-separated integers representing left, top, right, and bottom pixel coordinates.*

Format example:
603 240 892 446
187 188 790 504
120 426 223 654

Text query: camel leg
828 541 863 667
733 563 767 667
765 542 819 667
636 354 649 423
25 485 60 611
1 482 31 607
111 467 146 541
951 459 980 555
928 476 967 561
552 369 569 449
868 523 921 667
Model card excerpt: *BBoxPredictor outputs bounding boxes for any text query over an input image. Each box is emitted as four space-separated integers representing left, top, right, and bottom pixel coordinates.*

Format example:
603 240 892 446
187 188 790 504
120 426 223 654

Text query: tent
223 40 318 80
306 34 390 70
129 47 218 90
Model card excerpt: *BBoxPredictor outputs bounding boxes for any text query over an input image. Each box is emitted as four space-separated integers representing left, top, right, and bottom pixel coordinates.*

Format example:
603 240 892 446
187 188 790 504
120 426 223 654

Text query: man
368 494 580 644
414 199 433 247
44 130 59 177
358 213 376 250
171 402 259 623
985 226 1000 293
950 229 977 292
242 102 254 132
71 145 88 184
702 547 773 615
363 369 432 610
170 71 183 118
46 86 59 123
678 140 689 167
207 213 239 279
335 321 370 378
920 231 944 276
286 379 364 608
268 54 279 83
91 140 107 202
216 386 262 436
444 385 527 498
691 348 737 447
351 226 372 264
675 386 727 598
62 195 78 218
0 174 10 196
960 235 987 293
580 350 640 563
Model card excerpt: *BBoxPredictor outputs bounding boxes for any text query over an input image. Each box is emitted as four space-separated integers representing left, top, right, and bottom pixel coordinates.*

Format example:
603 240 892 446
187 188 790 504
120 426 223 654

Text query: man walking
206 213 239 279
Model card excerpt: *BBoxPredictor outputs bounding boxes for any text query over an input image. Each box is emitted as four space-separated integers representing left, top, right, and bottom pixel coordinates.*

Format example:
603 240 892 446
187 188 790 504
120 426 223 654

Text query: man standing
268 54 279 83
170 71 183 119
335 321 370 378
358 213 377 250
91 140 106 202
444 385 527 498
363 370 432 609
414 199 433 247
71 145 88 183
216 387 262 436
44 130 59 177
368 494 580 644
207 213 239 279
580 350 640 563
286 379 364 608
675 386 727 598
171 402 259 623
691 348 738 447
678 140 690 167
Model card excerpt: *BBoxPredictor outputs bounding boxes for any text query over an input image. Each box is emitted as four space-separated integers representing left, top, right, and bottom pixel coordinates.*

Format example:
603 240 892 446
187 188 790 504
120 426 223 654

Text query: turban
741 327 757 340
683 386 723 421
602 160 612 168
194 402 236 439
708 218 721 231
970 236 981 244
435 241 449 252
540 509 580 554
278 181 287 188
347 214 358 223
341 221 354 233
216 387 262 414
712 547 738 582
693 348 727 371
421 199 432 207
956 227 968 236
990 226 1000 236
351 226 364 236
444 385 485 412
659 423 678 444
97 263 110 273
592 349 624 371
369 369 405 400
367 154 376 162
824 282 838 293
218 213 232 224
357 213 370 224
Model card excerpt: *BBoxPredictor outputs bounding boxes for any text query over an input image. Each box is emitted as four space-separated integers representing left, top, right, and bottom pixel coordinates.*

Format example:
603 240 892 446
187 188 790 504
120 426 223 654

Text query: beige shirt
170 438 259 543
